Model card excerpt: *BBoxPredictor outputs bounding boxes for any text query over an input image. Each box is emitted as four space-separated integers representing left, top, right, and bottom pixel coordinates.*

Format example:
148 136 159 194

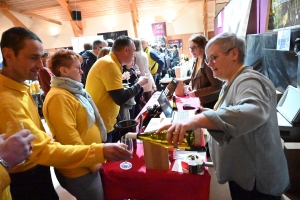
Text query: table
100 143 211 200
100 93 210 200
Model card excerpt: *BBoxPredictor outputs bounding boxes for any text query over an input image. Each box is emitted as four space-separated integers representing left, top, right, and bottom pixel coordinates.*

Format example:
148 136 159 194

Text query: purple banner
168 39 182 49
151 22 167 37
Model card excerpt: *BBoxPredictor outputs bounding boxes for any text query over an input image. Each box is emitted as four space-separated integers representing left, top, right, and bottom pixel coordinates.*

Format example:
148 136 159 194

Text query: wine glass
6 121 26 165
6 121 24 136
120 136 133 170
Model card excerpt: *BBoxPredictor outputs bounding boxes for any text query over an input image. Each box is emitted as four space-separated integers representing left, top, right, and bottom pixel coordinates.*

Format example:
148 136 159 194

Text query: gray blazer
204 67 290 196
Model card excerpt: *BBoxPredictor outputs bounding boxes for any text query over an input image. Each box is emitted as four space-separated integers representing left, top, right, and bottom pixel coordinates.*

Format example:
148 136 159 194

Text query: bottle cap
126 132 138 139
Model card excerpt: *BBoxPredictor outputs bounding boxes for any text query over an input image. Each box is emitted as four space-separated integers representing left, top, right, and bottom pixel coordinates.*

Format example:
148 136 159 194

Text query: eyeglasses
188 46 199 51
74 66 82 72
204 47 236 65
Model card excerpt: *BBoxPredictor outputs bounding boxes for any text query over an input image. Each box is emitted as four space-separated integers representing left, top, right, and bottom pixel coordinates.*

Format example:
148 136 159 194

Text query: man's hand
103 143 133 161
0 130 35 169
137 76 148 87
122 71 130 80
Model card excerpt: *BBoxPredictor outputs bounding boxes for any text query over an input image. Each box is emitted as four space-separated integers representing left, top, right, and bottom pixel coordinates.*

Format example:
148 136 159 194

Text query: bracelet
0 157 10 171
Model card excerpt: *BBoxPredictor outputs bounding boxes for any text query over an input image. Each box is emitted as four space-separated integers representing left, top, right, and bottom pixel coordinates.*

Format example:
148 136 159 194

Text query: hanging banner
151 22 167 37
151 22 167 46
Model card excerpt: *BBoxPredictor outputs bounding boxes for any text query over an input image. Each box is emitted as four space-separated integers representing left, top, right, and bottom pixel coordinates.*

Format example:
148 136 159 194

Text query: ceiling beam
129 0 139 38
19 5 61 14
18 0 98 13
56 0 83 36
19 12 62 26
0 3 27 28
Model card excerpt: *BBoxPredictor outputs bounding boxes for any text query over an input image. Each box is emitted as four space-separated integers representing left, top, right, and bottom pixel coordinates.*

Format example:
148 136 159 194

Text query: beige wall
0 2 215 53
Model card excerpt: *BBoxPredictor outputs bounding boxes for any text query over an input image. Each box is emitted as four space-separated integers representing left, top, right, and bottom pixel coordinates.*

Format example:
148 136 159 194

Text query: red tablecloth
100 143 211 200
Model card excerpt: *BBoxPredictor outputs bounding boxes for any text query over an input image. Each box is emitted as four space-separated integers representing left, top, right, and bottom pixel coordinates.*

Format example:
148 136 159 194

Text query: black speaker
72 11 82 21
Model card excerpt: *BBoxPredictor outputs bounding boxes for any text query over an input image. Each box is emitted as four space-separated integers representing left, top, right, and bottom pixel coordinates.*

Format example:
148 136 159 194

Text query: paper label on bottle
126 132 138 139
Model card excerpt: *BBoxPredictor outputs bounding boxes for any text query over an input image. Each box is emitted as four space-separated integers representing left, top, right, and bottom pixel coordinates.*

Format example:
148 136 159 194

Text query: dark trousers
143 91 152 103
10 165 59 200
229 181 280 200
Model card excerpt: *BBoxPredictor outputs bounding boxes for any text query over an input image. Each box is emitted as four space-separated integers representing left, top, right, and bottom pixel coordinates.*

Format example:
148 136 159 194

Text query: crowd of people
0 26 290 200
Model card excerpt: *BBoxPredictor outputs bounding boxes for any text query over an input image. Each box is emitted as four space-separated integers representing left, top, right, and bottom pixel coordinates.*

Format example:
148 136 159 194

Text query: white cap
125 132 138 139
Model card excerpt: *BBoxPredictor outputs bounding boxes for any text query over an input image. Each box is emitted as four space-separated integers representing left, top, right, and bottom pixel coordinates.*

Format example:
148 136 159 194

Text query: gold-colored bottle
126 130 202 149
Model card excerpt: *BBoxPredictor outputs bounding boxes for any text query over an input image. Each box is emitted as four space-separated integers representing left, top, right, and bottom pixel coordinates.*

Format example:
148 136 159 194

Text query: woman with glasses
158 32 290 200
187 33 222 109
43 49 107 200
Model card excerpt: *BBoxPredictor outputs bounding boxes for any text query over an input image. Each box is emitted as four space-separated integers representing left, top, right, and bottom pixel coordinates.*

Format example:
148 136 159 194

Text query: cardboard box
143 140 170 170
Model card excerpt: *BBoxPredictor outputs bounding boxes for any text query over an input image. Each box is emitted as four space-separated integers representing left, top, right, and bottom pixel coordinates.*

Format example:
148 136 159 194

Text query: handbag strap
150 62 157 71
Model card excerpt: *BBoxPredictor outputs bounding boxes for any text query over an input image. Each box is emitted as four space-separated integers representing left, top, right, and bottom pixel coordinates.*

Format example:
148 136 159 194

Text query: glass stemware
120 136 133 170
6 121 24 136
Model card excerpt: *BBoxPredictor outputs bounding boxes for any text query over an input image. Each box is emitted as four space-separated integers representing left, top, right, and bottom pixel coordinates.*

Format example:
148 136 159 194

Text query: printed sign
167 39 182 49
276 29 291 51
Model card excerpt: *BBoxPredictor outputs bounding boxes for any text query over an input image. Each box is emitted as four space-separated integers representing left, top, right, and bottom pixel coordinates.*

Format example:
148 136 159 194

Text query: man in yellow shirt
0 27 132 200
86 36 148 142
0 130 34 200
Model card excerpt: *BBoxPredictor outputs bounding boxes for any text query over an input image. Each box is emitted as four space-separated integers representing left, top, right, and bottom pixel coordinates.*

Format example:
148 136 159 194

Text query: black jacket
81 50 97 86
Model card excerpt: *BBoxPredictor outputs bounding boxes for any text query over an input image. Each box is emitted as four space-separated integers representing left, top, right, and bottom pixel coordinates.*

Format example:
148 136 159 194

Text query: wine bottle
172 96 178 111
126 129 202 149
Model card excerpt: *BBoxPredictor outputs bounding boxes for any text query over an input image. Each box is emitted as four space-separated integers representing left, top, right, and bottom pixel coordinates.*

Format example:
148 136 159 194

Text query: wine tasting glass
6 121 24 136
120 136 133 170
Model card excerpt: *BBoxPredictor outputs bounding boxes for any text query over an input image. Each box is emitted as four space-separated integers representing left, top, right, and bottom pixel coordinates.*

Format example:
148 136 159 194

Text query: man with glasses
159 32 290 200
81 39 108 86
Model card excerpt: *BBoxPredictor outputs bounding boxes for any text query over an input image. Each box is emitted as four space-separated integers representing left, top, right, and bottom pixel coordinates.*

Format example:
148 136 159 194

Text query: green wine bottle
172 96 178 111
126 130 202 149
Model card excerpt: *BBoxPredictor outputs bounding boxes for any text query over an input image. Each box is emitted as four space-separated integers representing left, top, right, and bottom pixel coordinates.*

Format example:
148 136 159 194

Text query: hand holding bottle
157 120 198 148
126 129 202 149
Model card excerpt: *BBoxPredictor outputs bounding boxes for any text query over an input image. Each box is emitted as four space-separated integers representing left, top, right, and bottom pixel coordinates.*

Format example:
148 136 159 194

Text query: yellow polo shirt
144 47 158 75
0 166 11 200
0 74 105 173
43 87 103 178
86 52 123 132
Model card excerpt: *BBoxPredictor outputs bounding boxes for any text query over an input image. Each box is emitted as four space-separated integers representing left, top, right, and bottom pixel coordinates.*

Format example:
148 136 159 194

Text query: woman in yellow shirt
43 49 107 200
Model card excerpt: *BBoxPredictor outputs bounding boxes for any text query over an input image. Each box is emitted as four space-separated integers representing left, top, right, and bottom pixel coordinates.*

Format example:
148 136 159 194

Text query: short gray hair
205 32 246 63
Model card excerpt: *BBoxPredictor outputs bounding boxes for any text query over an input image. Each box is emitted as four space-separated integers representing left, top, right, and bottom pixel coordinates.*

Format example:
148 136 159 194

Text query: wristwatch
0 157 10 171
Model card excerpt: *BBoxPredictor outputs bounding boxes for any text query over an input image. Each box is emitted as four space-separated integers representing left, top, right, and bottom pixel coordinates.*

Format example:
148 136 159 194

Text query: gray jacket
204 67 290 196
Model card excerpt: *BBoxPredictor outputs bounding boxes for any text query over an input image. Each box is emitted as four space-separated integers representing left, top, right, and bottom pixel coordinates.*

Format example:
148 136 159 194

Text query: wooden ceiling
0 0 215 36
